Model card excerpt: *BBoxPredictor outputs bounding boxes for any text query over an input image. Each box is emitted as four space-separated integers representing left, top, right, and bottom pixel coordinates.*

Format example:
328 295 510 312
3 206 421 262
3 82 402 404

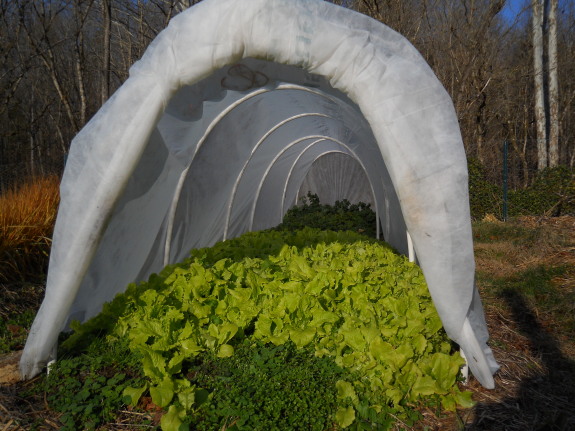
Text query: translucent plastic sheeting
21 0 499 388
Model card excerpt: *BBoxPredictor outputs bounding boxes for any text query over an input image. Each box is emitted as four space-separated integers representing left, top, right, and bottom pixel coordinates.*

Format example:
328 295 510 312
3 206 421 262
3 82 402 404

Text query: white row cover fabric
20 0 499 387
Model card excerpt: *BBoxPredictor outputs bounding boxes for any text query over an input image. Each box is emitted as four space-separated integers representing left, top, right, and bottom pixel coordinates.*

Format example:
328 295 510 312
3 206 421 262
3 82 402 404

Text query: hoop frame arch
247 138 372 232
280 148 381 242
167 82 369 250
251 138 380 237
222 113 331 241
222 82 377 240
280 145 380 240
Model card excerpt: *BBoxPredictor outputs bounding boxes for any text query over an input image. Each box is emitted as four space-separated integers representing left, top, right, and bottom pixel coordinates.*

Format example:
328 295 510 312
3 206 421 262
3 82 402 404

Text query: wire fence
467 139 575 220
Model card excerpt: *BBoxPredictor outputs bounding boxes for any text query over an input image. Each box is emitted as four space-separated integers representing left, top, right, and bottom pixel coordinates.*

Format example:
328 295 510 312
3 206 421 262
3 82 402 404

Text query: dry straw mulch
0 375 59 431
456 216 575 431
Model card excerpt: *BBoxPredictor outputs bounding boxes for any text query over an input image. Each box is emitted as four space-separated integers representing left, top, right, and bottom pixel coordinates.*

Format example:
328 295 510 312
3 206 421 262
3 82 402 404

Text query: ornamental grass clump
0 175 60 283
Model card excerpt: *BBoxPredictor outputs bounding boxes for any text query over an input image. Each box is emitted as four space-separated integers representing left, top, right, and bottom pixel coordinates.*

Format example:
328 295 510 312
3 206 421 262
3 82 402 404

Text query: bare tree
101 0 112 104
2 0 574 192
532 0 547 169
19 1 81 135
548 0 559 167
562 2 575 167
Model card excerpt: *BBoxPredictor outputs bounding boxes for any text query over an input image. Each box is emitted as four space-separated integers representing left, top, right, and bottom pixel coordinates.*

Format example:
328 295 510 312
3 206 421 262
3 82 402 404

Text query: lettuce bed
55 228 472 430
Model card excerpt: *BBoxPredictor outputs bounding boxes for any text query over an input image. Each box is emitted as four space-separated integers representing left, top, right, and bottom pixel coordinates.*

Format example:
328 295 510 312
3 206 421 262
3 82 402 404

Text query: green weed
189 340 347 430
0 308 35 353
41 338 145 431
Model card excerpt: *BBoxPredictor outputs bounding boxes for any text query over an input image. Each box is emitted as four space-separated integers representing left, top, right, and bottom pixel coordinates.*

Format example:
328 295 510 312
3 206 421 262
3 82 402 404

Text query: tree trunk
101 0 112 105
532 0 547 170
548 0 559 167
75 45 87 127
138 0 145 58
176 0 192 13
29 101 35 177
522 89 531 187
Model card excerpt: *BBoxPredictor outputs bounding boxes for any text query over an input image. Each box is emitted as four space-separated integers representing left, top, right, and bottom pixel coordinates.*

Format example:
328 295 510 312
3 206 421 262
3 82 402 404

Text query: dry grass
0 176 60 284
437 216 575 431
461 289 575 430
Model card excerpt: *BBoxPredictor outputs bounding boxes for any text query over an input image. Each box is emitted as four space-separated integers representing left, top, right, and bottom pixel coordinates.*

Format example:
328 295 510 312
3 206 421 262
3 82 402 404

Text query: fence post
503 140 508 221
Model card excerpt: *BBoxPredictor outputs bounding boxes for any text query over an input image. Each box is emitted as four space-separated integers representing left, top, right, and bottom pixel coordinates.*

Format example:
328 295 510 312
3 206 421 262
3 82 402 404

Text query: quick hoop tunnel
20 0 499 387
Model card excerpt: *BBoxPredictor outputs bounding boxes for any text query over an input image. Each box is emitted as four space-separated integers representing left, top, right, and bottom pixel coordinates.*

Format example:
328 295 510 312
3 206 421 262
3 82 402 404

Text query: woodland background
1 0 574 194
